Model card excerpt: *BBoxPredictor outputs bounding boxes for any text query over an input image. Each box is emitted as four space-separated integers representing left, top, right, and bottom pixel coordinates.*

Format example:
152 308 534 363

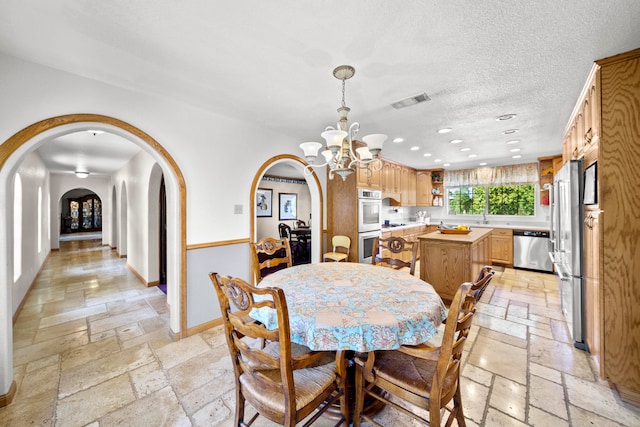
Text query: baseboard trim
126 263 148 287
186 318 223 337
0 381 17 407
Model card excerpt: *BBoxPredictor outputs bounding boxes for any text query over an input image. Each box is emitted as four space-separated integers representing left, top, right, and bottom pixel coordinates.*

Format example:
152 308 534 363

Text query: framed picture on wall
279 193 297 220
256 188 272 217
583 162 597 205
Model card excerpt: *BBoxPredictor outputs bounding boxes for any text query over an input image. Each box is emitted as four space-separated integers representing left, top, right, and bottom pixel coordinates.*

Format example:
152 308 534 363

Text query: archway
0 114 188 404
250 155 323 271
59 189 102 235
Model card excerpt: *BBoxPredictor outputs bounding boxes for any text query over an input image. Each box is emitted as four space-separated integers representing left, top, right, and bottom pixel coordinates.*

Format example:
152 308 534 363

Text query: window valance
444 163 539 186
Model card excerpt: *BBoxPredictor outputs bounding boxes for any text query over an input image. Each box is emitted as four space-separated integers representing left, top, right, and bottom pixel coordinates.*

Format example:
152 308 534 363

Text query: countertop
418 227 493 243
381 221 549 232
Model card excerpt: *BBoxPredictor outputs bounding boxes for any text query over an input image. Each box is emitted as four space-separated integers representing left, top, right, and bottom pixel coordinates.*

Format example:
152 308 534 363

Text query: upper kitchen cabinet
563 66 601 163
381 160 401 201
391 165 417 206
356 161 381 190
538 155 562 206
352 140 382 190
416 169 444 206
565 47 640 406
416 171 432 206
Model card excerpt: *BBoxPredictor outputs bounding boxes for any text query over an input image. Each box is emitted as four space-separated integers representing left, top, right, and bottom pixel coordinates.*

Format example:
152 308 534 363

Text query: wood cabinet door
356 163 381 189
416 171 432 206
407 168 417 206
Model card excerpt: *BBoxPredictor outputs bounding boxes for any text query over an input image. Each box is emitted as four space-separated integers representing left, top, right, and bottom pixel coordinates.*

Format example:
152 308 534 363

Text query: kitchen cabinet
430 169 444 207
356 160 381 190
418 228 492 303
490 228 513 266
391 165 417 206
538 155 562 206
564 47 640 405
416 171 432 206
381 160 402 201
563 68 601 163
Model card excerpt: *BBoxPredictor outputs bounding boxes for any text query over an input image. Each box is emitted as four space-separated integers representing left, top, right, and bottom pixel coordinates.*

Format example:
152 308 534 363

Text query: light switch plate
234 204 243 214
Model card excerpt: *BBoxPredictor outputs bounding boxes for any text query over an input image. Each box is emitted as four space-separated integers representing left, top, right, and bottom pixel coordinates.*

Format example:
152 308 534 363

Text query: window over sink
448 184 535 216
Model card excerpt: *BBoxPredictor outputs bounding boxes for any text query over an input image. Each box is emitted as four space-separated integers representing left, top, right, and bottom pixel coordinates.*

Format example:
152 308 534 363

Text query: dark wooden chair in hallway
209 273 348 426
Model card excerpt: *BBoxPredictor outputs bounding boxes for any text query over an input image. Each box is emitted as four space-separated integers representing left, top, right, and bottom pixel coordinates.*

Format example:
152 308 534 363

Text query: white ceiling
2 1 639 175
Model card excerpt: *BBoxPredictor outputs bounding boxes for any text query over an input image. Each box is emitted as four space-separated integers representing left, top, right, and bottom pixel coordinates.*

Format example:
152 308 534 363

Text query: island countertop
418 227 493 243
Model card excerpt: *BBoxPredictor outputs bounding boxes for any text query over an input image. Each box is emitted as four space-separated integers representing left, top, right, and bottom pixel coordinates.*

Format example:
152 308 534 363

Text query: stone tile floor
2 239 640 426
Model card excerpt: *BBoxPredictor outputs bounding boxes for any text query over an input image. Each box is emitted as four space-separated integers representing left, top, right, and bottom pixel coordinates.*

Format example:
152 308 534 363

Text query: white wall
111 150 158 281
12 152 50 313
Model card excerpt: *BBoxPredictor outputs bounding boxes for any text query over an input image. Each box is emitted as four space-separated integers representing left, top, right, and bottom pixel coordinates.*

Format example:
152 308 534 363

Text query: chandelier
299 65 387 181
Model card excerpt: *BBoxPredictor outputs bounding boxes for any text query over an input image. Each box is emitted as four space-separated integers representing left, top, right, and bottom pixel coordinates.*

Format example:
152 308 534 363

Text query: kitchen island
418 227 493 302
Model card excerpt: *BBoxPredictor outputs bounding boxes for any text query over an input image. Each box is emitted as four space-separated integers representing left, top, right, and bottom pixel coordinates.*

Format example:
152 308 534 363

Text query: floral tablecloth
252 262 447 352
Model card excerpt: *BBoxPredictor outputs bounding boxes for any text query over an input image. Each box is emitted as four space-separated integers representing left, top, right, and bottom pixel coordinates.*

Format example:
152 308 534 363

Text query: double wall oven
357 189 382 263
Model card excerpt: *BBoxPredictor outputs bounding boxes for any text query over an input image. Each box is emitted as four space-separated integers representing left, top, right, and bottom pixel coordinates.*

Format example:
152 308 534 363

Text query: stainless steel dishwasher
513 230 553 272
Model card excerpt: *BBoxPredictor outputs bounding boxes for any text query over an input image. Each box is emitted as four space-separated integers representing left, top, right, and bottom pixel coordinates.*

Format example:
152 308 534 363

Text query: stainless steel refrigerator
550 159 587 351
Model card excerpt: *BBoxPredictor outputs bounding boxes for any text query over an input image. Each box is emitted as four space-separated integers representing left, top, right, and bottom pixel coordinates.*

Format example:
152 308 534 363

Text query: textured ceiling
1 1 639 174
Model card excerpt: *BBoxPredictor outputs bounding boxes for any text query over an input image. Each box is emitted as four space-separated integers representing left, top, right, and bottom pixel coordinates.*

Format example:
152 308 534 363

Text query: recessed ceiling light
443 163 450 167
510 148 521 152
434 159 442 163
506 139 520 144
87 130 104 135
460 147 471 152
437 128 452 134
423 153 432 157
479 162 487 166
410 146 420 151
469 154 478 158
512 155 522 159
393 137 404 143
449 139 463 144
503 129 519 135
496 114 517 121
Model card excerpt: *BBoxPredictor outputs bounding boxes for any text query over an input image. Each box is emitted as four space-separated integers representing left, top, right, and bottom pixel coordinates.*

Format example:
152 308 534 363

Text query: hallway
1 240 639 426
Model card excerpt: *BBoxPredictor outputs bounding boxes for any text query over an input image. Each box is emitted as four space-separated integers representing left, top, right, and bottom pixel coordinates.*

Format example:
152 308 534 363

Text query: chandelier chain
341 78 347 109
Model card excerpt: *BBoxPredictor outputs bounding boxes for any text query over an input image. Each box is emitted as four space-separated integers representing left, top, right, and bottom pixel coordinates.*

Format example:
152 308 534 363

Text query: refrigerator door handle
554 262 571 280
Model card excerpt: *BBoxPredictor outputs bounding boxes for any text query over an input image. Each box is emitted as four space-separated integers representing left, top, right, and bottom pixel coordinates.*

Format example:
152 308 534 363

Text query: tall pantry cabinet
564 47 640 406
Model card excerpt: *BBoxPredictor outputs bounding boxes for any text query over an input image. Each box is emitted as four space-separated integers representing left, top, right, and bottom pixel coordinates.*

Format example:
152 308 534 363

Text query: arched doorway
250 155 324 271
0 114 188 404
59 189 102 235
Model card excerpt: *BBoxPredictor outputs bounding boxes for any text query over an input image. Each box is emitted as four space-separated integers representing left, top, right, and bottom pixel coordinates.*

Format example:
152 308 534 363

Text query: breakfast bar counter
418 227 493 302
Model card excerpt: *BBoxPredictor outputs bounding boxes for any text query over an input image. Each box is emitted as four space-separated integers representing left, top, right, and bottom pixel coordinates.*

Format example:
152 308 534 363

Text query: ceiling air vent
391 92 431 109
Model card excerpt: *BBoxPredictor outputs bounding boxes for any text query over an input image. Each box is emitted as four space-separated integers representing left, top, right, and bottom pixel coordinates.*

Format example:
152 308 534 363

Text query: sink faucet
483 213 489 224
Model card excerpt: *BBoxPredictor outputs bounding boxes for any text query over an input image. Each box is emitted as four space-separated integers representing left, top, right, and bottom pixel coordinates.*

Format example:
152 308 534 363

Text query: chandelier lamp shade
300 65 387 181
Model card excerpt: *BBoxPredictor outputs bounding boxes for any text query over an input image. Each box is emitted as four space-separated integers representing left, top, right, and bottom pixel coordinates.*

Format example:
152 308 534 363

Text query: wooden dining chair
463 266 495 314
353 282 474 426
209 273 348 427
323 235 351 262
372 236 419 275
251 237 293 283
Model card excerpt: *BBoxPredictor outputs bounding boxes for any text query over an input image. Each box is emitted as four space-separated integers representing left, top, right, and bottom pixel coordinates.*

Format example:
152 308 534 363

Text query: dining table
251 262 447 421
251 262 447 352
